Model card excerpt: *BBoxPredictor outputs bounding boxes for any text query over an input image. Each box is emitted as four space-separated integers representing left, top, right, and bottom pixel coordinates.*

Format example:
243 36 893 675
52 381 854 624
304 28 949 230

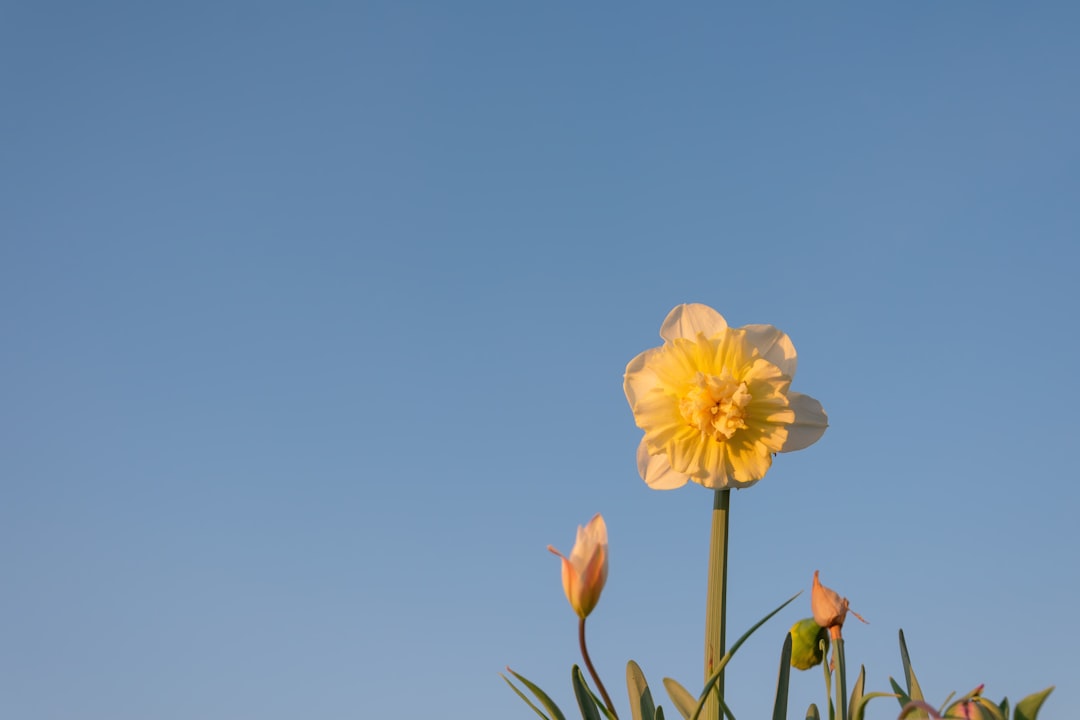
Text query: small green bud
789 618 829 670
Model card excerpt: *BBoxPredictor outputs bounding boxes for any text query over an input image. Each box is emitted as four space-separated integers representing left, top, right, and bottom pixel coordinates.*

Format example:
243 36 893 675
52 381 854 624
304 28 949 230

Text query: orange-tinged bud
811 570 866 638
548 514 608 619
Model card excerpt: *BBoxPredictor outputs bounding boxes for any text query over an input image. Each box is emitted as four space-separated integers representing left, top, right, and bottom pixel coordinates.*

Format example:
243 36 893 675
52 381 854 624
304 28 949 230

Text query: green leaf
689 592 802 720
576 673 617 720
773 633 793 720
662 678 696 720
503 674 554 720
806 703 821 720
848 666 865 720
627 661 656 720
571 666 603 720
889 678 913 710
898 631 926 705
504 668 568 720
718 694 736 720
1014 686 1054 720
851 692 899 720
656 707 666 720
586 683 618 720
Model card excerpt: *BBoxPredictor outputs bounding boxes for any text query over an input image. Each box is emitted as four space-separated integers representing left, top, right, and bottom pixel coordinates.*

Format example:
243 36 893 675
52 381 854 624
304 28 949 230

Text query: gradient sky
3 3 1079 719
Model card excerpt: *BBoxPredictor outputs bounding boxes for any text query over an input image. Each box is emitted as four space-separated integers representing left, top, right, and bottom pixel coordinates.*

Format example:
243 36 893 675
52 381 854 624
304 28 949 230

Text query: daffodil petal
637 439 689 489
779 392 828 452
624 348 660 410
740 323 798 378
722 438 772 487
659 303 728 342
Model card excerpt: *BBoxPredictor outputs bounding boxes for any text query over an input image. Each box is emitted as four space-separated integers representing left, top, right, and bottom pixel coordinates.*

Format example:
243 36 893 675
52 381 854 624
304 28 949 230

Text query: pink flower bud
811 571 866 637
548 514 608 619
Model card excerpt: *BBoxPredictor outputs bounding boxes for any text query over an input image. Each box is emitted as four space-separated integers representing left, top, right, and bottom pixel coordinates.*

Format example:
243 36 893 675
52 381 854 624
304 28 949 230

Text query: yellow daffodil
624 303 828 490
548 514 608 619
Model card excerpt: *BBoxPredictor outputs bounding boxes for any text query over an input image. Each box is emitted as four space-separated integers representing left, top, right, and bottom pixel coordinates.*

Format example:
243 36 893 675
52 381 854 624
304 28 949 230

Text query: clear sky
3 3 1078 719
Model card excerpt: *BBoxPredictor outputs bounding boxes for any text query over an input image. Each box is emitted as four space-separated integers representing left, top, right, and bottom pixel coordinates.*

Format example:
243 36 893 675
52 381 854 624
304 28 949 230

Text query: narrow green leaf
851 692 898 720
502 674 554 720
571 666 603 720
585 681 618 720
1014 686 1054 720
689 592 802 720
656 706 666 720
889 678 913 710
718 694 736 720
848 665 865 720
574 671 616 720
773 633 793 720
898 630 926 703
627 660 656 720
806 703 821 720
505 668 568 720
662 678 696 720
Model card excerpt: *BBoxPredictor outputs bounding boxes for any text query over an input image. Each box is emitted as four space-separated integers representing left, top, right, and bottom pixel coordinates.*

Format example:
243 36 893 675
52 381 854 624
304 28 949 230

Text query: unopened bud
811 570 866 638
789 618 829 670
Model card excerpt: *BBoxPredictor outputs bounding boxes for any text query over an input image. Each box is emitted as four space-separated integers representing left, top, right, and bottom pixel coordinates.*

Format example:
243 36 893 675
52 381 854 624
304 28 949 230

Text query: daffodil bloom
548 514 608 619
624 304 828 490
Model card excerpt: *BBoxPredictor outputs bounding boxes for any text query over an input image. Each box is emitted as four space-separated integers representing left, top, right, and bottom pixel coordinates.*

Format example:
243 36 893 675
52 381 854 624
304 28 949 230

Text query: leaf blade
773 633 793 720
627 660 656 720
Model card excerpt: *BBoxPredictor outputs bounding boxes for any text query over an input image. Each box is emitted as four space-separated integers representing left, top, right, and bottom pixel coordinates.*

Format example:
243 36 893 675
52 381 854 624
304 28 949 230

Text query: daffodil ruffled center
679 370 752 441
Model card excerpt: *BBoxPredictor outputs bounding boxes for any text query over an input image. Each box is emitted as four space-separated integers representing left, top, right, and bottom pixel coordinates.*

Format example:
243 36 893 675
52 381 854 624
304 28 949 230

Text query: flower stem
834 636 848 720
579 617 617 718
704 489 730 720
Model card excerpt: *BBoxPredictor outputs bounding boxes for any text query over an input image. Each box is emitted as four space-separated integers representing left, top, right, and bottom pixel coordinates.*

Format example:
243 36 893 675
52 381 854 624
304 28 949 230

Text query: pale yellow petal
698 444 736 489
725 438 773 487
659 304 728 342
740 323 798 378
698 434 725 482
780 392 828 452
623 348 660 410
636 439 689 489
666 428 710 477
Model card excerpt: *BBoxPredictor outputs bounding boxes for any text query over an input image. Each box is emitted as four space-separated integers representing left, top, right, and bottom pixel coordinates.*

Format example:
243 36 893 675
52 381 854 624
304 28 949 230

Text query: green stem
704 489 730 720
834 637 848 720
580 617 618 719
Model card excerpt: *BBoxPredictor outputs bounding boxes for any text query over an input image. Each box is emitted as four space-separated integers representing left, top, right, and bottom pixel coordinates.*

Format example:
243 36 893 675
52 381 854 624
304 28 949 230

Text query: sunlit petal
780 392 829 452
637 439 689 489
740 323 798 378
659 303 728 342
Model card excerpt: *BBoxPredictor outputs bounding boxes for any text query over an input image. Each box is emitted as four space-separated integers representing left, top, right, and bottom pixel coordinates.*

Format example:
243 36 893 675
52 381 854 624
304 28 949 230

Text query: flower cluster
505 303 1053 720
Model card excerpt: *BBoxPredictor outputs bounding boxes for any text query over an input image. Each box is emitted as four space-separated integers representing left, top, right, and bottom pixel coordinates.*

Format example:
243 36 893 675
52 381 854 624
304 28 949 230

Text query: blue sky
2 3 1078 719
